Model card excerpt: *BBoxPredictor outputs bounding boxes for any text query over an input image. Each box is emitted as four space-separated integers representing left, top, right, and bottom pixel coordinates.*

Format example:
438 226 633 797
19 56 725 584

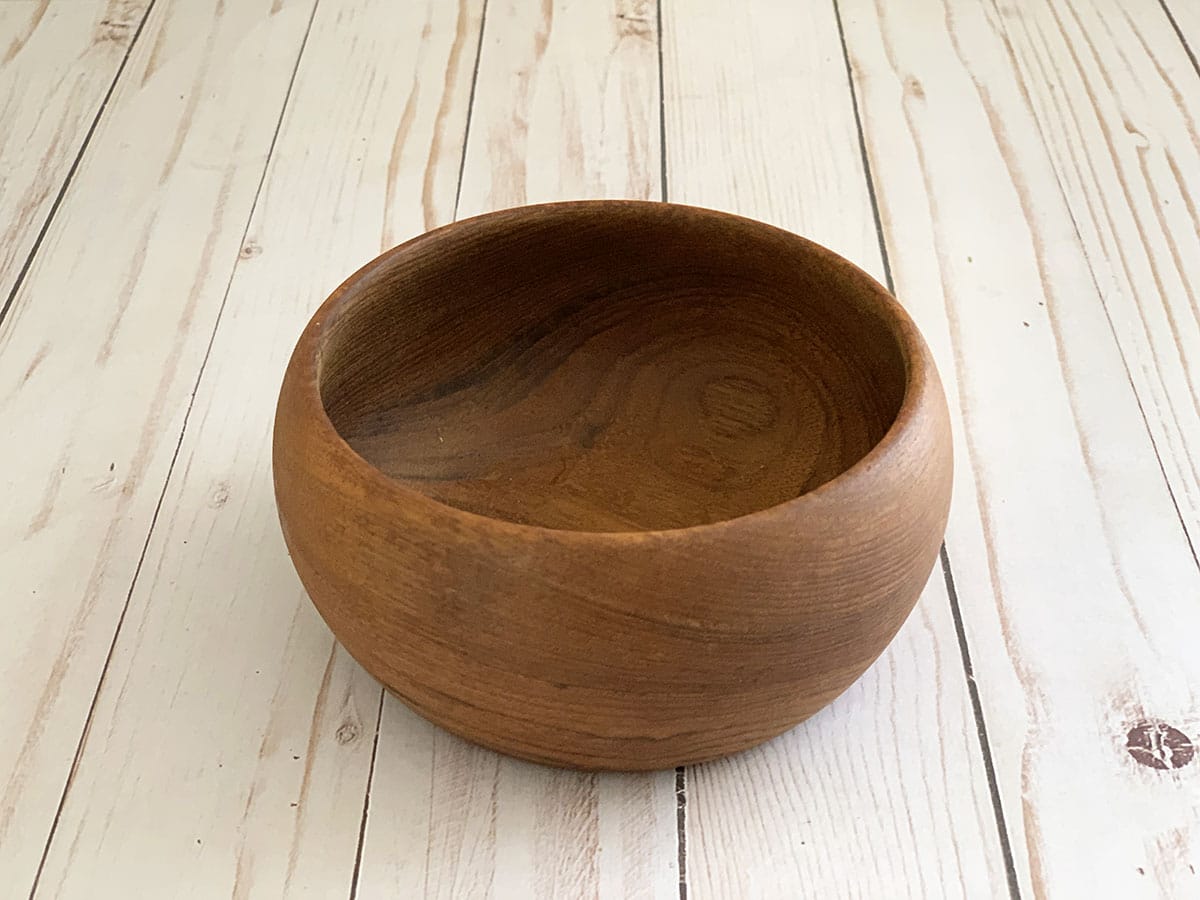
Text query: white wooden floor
2 0 1198 897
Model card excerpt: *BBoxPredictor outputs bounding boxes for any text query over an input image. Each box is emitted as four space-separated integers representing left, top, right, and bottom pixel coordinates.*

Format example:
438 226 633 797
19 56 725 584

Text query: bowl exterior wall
273 332 952 771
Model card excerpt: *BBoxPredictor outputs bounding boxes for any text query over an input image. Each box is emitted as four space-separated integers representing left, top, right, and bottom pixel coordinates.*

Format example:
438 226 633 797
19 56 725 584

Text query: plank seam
0 1 159 335
829 0 893 292
23 3 323 895
940 547 1022 900
657 7 686 898
1158 0 1200 77
348 689 386 900
830 2 1021 896
674 765 687 900
452 0 490 220
656 0 668 204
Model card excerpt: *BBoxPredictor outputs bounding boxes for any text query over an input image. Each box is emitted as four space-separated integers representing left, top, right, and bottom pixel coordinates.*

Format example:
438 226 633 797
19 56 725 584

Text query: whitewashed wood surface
0 0 151 309
2 1 1197 897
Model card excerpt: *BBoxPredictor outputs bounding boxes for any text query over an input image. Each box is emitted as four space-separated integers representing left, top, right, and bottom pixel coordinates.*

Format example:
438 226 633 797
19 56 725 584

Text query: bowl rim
282 199 938 541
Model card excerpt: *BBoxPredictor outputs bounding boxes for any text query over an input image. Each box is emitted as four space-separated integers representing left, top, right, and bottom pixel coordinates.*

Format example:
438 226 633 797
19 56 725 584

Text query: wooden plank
0 0 317 892
990 0 1200 571
29 1 485 896
356 2 678 897
661 2 1008 896
0 0 150 310
840 0 1200 894
456 0 660 207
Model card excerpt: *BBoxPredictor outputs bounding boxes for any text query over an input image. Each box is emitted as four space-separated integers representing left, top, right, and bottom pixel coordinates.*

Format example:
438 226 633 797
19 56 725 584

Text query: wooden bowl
273 201 952 770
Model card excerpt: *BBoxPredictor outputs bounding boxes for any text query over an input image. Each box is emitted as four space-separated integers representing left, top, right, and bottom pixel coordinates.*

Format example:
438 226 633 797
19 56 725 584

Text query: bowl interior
317 204 909 532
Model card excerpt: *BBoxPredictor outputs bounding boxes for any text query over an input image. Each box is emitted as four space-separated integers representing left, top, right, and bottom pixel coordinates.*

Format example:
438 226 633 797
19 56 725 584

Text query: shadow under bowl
273 200 952 770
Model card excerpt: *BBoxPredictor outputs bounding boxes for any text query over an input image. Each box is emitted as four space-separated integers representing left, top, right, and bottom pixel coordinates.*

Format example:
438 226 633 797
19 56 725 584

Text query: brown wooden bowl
273 201 952 770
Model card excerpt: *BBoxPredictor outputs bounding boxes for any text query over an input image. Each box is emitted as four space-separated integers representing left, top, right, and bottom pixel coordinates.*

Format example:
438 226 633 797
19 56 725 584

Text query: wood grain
0 0 318 892
662 2 1008 895
457 0 659 209
326 211 919 534
9 0 1195 894
29 1 482 897
989 0 1200 572
357 3 678 897
277 199 953 763
841 0 1200 893
0 0 149 309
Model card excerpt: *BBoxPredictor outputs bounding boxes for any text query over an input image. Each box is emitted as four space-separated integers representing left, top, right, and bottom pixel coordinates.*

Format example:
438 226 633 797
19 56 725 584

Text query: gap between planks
451 0 490 220
656 8 687 898
347 690 386 900
1158 0 1200 78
